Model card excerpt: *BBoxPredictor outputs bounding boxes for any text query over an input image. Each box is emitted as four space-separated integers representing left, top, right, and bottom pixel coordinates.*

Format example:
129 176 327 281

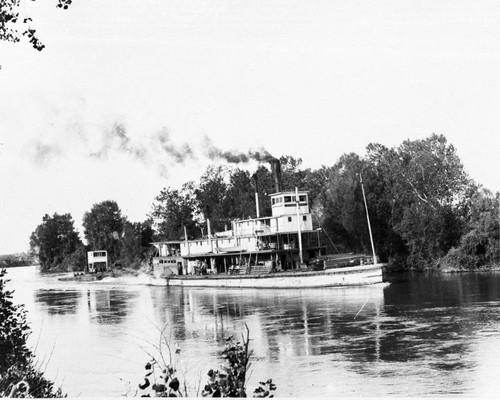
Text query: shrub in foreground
0 269 64 397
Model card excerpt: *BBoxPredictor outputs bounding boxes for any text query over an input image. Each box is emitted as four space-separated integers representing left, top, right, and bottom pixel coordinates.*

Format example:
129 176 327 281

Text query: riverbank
385 261 500 273
0 259 35 269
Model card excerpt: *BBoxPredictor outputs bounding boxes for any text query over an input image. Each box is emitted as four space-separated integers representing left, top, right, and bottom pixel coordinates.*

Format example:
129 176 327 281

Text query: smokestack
269 158 282 193
253 173 260 218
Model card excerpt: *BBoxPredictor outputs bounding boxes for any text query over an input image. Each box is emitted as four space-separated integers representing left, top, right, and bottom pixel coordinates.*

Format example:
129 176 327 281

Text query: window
299 195 307 202
284 196 292 203
288 217 292 222
303 216 307 221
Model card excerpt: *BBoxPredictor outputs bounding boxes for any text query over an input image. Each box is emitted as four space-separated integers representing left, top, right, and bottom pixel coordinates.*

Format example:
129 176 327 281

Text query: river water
4 266 500 397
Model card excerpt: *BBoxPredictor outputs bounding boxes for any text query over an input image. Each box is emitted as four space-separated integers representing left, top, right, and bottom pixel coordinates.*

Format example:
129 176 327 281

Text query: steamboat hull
150 263 384 289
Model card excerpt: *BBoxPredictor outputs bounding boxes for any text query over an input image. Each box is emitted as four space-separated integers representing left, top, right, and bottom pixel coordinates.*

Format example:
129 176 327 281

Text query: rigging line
311 209 340 254
354 296 370 320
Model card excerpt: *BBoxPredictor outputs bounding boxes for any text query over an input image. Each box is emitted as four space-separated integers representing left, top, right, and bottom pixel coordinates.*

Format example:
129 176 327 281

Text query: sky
1 0 499 254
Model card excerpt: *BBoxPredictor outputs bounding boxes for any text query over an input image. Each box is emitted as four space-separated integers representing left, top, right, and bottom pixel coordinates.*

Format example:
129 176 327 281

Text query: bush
0 269 64 397
136 325 276 398
440 230 497 271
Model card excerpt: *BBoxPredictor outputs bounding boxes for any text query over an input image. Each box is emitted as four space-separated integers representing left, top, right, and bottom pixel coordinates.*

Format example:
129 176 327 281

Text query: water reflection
34 289 81 315
9 266 500 397
149 285 386 363
87 289 138 325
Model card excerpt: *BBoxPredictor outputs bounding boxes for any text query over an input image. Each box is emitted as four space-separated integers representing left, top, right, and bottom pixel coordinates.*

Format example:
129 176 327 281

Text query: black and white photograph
1 0 499 397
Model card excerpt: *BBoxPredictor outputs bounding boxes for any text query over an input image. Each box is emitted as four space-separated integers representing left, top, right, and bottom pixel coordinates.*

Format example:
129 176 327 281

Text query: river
4 266 500 397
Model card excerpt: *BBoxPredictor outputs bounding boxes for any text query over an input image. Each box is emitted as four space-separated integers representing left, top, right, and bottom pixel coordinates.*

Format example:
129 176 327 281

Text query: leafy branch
0 0 73 51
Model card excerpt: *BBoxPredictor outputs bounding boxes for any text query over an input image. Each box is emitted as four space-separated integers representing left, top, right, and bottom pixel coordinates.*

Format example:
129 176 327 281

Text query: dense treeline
29 205 154 272
30 134 499 271
0 253 36 268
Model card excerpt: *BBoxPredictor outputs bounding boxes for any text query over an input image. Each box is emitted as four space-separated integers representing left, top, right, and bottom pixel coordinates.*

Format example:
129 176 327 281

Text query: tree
151 184 200 241
441 189 500 270
253 164 275 217
314 153 373 254
0 0 72 51
120 219 154 268
366 134 473 269
82 200 124 264
223 168 258 220
29 213 83 271
194 165 229 231
279 155 309 192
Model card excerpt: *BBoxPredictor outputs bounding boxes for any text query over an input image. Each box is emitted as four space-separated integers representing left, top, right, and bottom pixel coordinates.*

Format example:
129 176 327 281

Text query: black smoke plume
26 121 275 177
202 136 274 164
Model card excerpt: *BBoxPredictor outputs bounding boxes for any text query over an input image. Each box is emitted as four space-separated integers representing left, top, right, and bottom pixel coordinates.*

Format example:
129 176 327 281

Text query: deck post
184 226 190 255
296 187 304 266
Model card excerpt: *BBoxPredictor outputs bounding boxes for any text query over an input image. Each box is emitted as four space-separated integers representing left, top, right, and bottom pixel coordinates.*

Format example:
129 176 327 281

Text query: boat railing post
296 187 304 266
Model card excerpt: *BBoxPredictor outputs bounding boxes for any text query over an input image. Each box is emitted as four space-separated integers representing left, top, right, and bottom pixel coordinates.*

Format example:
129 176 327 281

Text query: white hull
150 263 384 289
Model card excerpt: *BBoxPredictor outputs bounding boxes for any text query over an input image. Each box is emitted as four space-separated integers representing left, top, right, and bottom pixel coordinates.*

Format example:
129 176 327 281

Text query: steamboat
150 159 385 289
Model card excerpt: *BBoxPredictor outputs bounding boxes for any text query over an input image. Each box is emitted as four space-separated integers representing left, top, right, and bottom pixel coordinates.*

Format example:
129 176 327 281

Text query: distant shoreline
385 263 500 273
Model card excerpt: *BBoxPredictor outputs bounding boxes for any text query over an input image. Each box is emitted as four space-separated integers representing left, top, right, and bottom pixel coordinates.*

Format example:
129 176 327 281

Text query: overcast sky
1 0 499 254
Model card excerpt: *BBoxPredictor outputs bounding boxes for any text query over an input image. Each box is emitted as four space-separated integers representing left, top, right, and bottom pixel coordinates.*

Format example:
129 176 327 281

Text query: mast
253 173 260 218
359 173 377 265
184 226 190 255
295 187 304 266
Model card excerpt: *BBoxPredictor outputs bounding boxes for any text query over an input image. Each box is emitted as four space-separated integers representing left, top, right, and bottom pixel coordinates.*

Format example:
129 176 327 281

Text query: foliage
279 156 308 192
223 169 258 220
440 189 499 270
137 325 276 398
317 153 369 253
0 0 72 51
252 165 274 217
29 213 84 271
151 157 314 239
83 200 124 264
0 269 31 374
202 332 251 397
151 183 200 241
0 253 36 268
0 269 64 397
365 134 472 269
120 220 154 268
30 200 154 272
29 134 499 272
195 166 230 232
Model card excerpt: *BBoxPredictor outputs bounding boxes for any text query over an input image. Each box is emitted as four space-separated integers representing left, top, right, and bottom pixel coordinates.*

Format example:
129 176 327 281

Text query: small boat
58 250 110 282
58 273 106 282
150 159 385 289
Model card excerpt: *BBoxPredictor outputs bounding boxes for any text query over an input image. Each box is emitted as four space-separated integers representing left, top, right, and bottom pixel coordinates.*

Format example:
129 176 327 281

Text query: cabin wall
272 203 310 217
152 243 182 257
277 214 313 232
235 219 274 236
179 236 260 256
87 250 108 273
